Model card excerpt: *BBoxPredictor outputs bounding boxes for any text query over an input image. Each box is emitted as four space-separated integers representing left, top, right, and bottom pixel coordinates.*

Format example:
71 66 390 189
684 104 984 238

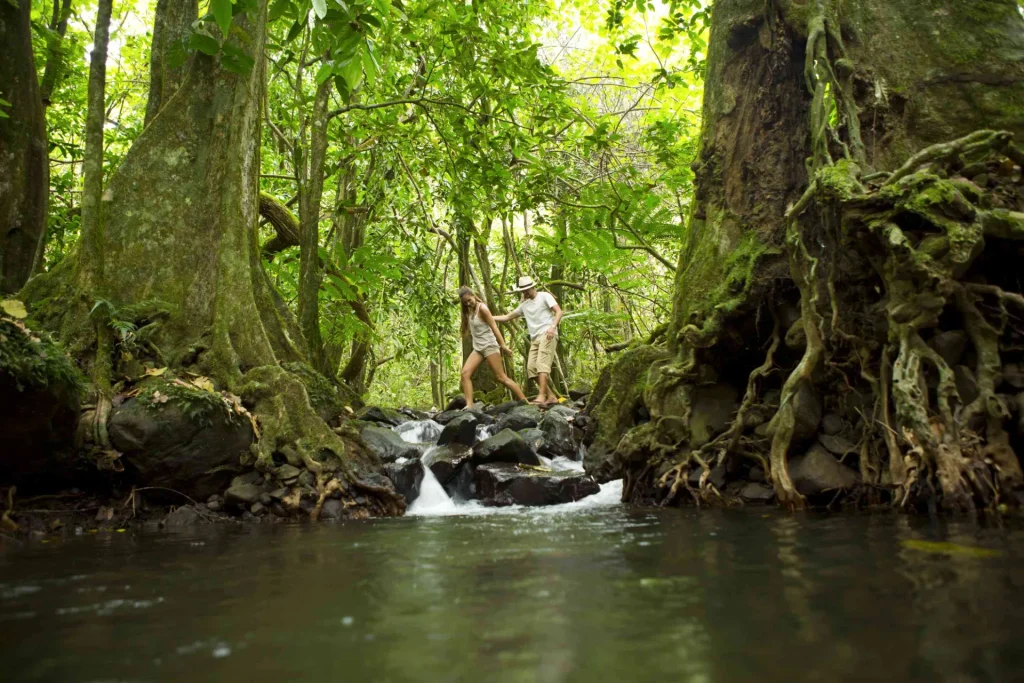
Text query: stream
2 420 1023 681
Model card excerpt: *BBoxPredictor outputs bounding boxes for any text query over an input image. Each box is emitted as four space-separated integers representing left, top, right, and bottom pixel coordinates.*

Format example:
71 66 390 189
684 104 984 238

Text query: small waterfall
475 423 496 442
407 446 460 516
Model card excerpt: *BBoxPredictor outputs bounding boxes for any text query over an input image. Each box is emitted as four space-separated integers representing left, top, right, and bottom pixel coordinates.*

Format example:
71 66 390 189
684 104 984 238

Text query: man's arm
545 295 563 339
493 308 522 323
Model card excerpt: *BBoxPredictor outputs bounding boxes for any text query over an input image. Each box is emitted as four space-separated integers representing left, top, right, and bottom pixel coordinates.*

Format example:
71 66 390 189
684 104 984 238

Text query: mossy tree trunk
590 0 1024 512
143 0 197 125
0 0 49 294
22 0 402 517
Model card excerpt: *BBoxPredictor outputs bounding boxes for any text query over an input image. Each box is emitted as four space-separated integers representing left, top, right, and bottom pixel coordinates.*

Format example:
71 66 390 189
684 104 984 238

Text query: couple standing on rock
458 276 563 409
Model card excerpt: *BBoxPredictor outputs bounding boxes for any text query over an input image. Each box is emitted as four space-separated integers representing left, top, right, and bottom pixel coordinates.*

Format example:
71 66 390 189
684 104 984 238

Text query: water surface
2 501 1023 682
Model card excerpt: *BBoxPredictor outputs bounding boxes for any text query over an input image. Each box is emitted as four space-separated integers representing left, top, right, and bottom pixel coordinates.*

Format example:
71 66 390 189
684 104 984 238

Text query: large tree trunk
0 0 49 294
144 0 197 125
23 0 402 517
588 0 1024 512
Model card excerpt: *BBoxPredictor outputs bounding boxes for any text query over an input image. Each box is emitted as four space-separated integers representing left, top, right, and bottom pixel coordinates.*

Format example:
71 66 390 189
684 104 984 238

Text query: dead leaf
144 366 168 377
151 390 169 404
1 299 27 319
95 506 114 522
192 376 215 392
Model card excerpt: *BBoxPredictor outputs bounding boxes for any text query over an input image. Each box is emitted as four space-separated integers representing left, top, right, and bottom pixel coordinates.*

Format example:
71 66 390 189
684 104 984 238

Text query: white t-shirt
515 292 558 339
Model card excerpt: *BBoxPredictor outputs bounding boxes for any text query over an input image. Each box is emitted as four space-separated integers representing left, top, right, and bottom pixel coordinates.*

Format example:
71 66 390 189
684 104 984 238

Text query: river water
2 499 1024 682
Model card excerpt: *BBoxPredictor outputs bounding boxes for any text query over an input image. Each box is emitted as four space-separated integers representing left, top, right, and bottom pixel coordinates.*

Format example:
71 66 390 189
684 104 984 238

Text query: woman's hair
458 286 480 339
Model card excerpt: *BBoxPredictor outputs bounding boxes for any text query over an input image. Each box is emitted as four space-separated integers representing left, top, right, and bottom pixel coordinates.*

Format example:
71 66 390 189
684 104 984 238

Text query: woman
458 287 527 408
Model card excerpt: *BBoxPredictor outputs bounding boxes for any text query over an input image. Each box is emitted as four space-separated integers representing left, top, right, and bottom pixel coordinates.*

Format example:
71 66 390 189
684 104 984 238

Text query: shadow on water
2 508 1024 682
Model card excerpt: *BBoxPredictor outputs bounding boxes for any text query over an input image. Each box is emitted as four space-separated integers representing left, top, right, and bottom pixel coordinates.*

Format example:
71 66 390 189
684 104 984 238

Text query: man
494 276 563 406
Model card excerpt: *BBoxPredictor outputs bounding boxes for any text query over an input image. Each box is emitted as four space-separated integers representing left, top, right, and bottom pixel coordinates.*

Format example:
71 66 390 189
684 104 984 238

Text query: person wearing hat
494 276 563 406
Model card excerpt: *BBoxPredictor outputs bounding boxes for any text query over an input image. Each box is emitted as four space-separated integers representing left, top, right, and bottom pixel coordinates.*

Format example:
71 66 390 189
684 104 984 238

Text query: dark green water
2 500 1023 682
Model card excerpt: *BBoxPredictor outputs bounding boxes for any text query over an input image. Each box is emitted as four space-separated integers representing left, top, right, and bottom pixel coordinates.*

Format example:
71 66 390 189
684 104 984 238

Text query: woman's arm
480 306 510 349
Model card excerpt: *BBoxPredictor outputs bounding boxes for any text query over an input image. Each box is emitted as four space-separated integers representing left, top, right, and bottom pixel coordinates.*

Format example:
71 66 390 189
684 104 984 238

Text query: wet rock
930 330 969 367
485 400 527 416
474 463 600 507
360 424 422 463
791 383 822 444
399 407 432 421
819 433 858 457
275 464 302 483
445 395 468 411
437 413 479 447
0 376 81 484
689 383 740 447
546 404 577 420
1003 363 1024 390
268 487 289 501
740 483 775 502
393 419 442 444
355 406 407 427
297 470 315 488
472 429 542 467
320 499 343 520
109 396 254 501
163 505 203 528
821 413 844 436
426 444 474 486
538 412 575 458
748 466 765 483
569 384 592 400
232 471 261 488
518 428 545 453
496 405 543 432
686 464 727 489
382 459 424 503
225 483 261 509
250 502 265 515
788 444 859 495
432 409 465 425
955 365 979 404
205 500 221 512
259 493 272 505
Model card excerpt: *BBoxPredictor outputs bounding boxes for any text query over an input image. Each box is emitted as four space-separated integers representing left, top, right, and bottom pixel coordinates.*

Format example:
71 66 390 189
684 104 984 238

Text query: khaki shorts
527 333 557 378
476 345 500 358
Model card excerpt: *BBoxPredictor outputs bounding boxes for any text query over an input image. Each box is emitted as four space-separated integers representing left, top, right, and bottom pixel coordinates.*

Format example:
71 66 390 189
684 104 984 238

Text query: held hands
500 345 514 357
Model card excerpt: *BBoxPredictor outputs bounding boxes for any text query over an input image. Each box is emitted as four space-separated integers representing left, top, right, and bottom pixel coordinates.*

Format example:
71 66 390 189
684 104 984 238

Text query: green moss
137 377 236 428
0 316 85 395
815 159 863 202
280 361 355 420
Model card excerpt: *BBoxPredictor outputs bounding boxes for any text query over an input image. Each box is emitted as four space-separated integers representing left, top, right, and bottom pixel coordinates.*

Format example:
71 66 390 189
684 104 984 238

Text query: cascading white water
395 420 443 444
407 446 462 516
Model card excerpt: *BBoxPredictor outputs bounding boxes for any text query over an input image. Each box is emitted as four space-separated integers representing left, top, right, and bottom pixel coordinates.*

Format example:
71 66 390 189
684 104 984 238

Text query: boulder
485 400 527 416
687 464 727 490
224 483 261 508
518 428 545 453
437 413 479 447
568 384 592 400
788 444 859 495
393 419 443 444
163 505 204 528
545 404 577 420
821 413 844 436
1003 363 1024 391
740 483 775 502
472 429 542 467
445 395 468 411
320 499 343 520
432 409 464 425
274 464 302 484
425 444 474 486
538 411 575 458
109 395 254 500
790 382 822 444
819 433 858 457
355 406 407 427
359 424 422 463
954 365 979 404
496 404 543 432
399 407 432 421
382 459 425 503
689 383 740 447
474 463 600 506
929 330 969 367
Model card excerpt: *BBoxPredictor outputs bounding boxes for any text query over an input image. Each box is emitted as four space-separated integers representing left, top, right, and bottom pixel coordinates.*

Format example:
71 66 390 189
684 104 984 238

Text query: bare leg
460 351 484 408
486 353 527 401
537 372 552 404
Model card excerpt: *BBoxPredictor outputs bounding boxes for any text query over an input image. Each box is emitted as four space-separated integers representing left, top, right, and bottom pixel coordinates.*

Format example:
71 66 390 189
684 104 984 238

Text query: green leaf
337 56 363 91
361 45 376 86
267 0 291 22
212 0 233 37
222 41 255 74
0 98 12 106
315 62 333 85
285 18 303 42
166 39 189 69
189 32 221 56
312 0 326 19
2 299 27 319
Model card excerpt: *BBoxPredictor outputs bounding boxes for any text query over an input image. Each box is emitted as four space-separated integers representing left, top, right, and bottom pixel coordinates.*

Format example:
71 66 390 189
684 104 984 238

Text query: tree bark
0 0 49 293
144 0 198 125
589 0 1024 511
39 0 74 107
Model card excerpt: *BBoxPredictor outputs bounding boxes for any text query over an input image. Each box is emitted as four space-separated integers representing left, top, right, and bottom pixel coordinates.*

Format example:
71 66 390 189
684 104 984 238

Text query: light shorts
476 345 501 358
527 333 557 378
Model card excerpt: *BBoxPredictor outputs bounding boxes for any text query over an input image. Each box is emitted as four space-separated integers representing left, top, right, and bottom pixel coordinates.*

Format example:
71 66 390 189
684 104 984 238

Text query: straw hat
512 275 537 292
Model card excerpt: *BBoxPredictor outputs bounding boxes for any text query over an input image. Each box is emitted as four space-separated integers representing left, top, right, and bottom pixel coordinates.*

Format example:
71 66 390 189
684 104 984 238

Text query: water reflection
2 509 1023 682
